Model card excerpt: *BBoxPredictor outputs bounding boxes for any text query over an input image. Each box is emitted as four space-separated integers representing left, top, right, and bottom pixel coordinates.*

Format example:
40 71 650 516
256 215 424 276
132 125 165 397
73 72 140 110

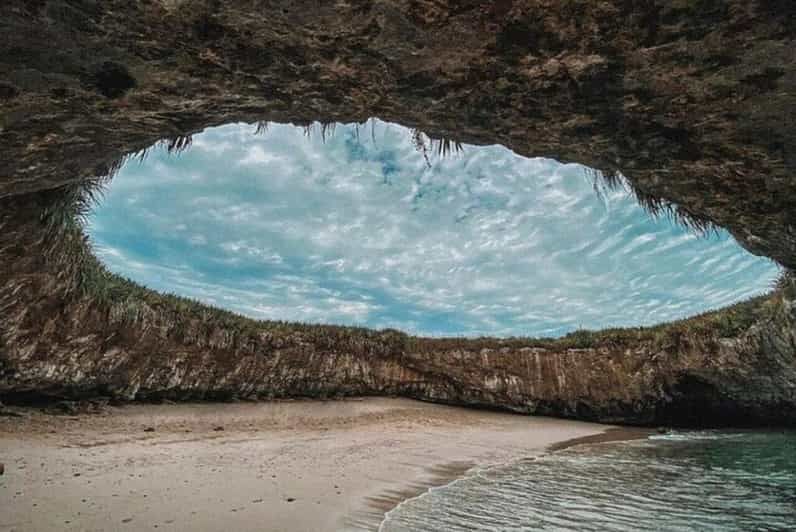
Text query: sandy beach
0 398 629 532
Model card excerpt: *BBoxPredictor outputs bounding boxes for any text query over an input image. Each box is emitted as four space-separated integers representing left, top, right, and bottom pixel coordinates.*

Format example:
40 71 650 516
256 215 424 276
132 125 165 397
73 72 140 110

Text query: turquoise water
380 431 796 531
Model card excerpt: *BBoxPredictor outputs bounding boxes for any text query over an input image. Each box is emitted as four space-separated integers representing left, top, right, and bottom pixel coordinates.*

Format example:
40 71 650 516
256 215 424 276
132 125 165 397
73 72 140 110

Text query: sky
86 120 780 338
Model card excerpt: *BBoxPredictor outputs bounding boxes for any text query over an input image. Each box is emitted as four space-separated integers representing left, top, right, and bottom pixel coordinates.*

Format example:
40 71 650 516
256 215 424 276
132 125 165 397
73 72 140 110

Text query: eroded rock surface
1 0 795 265
2 194 795 425
0 1 795 425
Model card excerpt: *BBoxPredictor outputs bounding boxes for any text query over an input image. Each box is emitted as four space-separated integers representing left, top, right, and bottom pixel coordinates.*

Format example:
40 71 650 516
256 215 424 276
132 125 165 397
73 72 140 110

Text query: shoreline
549 425 654 451
374 425 653 531
1 398 622 532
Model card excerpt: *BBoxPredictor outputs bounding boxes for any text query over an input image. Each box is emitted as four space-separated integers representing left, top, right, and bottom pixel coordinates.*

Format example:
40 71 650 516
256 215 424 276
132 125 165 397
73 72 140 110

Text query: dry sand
0 398 632 532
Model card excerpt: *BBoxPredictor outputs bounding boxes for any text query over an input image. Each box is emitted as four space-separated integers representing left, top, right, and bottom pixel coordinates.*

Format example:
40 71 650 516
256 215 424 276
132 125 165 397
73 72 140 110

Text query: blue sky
87 120 780 337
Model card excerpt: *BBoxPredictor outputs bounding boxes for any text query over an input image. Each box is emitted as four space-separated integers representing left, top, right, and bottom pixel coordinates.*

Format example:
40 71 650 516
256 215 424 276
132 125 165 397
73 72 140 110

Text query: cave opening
3 16 796 531
83 119 781 339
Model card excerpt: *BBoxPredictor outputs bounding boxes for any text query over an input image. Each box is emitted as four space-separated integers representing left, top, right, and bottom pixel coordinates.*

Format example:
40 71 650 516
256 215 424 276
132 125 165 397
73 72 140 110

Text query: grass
47 124 785 358
583 167 719 236
410 129 463 168
96 120 737 239
163 135 193 154
98 133 197 182
253 119 717 237
45 175 778 358
69 236 777 359
37 186 408 351
406 291 775 355
252 120 715 235
253 119 463 168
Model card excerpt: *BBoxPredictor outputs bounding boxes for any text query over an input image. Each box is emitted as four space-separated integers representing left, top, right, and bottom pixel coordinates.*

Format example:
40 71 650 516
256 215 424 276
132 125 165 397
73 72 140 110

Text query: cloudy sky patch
87 120 780 337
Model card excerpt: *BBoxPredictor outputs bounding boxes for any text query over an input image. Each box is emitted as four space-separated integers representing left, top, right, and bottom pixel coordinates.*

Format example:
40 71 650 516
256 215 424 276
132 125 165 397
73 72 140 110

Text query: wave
380 430 796 531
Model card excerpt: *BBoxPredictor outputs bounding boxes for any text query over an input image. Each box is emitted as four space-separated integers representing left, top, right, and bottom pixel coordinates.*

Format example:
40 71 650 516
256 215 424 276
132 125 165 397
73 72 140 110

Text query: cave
1 0 795 427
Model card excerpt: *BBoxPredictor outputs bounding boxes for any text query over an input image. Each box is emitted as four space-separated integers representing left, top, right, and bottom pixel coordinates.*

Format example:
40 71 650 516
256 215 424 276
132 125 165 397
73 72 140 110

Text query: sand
0 398 629 532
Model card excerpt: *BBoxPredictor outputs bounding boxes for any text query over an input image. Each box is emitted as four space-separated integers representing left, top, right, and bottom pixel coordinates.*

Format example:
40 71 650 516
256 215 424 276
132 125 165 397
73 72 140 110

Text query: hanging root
163 135 193 154
411 129 432 168
411 129 463 168
584 166 718 236
431 136 463 158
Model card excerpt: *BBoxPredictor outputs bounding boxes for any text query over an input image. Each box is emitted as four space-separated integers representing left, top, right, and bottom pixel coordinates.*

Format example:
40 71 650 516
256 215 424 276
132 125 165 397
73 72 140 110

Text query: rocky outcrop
0 1 795 425
1 0 794 266
2 194 794 426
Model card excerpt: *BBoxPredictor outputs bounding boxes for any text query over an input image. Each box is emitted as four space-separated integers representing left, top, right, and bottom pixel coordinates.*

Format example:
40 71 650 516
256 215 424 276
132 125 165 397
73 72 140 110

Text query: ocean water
380 431 796 531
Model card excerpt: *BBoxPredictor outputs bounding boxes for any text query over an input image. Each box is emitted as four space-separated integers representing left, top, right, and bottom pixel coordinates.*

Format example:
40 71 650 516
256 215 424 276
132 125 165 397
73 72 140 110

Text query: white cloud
87 120 782 337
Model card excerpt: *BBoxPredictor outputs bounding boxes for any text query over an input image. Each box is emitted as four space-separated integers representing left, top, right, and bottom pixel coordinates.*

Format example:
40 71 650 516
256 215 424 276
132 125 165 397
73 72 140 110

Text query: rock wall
2 193 795 426
1 0 795 266
0 1 795 425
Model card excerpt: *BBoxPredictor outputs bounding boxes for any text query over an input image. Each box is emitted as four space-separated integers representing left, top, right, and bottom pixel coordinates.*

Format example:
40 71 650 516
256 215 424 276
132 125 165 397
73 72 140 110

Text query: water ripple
381 431 796 531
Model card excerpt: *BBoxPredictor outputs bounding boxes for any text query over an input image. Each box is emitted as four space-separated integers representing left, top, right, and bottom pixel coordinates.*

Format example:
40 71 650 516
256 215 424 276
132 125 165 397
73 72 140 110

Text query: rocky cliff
2 192 794 425
1 0 795 425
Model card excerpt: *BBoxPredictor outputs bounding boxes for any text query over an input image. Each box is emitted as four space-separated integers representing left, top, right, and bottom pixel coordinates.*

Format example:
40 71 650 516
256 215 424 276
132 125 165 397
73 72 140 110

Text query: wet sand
0 398 616 531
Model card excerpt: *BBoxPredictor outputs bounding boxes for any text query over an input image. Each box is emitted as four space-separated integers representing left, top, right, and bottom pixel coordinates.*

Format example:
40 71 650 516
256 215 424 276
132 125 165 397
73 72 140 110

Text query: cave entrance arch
0 0 794 425
86 119 780 338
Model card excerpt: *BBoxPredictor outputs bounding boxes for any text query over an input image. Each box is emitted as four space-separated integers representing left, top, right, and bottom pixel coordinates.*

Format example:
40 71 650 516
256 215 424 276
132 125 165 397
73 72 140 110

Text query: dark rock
212 426 224 432
0 463 4 475
143 427 155 433
0 0 794 429
0 82 19 100
89 397 110 408
0 0 794 267
88 61 136 99
52 401 78 415
50 87 71 98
